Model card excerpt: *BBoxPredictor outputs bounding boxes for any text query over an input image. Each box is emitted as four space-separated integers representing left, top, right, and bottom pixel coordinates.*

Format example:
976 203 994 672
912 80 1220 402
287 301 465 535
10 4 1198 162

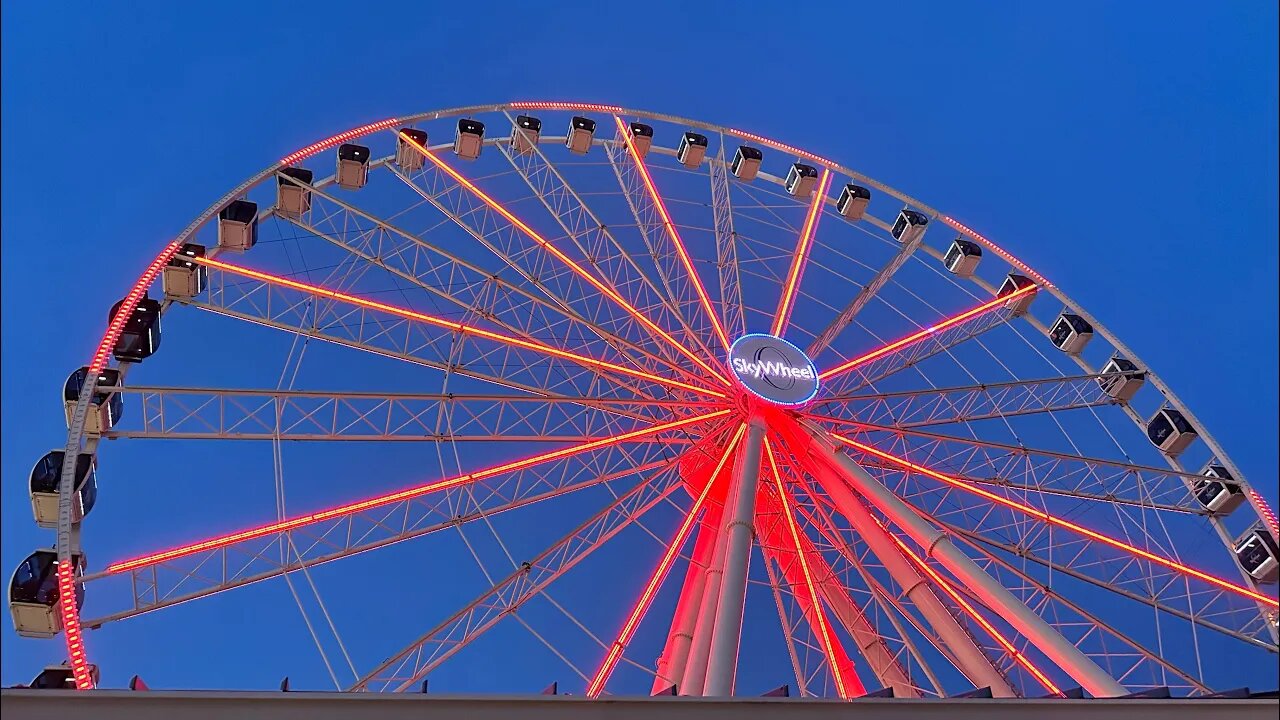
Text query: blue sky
2 0 1276 694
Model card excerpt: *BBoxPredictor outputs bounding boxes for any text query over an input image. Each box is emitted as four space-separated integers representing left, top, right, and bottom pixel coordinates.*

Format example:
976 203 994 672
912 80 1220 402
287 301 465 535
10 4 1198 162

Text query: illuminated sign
728 334 819 406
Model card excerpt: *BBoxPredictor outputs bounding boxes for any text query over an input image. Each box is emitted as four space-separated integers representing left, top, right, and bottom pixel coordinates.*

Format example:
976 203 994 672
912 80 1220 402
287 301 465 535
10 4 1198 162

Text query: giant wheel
20 102 1278 696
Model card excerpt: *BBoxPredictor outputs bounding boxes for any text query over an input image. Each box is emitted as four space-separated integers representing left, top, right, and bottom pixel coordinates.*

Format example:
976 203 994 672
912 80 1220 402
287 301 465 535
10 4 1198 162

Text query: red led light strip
613 116 731 354
763 437 860 699
940 216 1053 289
830 434 1279 608
398 132 730 387
57 562 92 688
66 237 191 688
772 168 833 338
197 257 725 399
278 118 400 166
509 101 625 114
819 283 1037 382
585 423 747 698
1252 490 1279 536
726 128 835 168
107 409 731 574
90 240 184 374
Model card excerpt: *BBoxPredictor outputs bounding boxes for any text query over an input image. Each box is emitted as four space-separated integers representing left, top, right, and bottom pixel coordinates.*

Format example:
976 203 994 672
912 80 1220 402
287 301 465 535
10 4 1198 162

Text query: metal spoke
351 460 685 691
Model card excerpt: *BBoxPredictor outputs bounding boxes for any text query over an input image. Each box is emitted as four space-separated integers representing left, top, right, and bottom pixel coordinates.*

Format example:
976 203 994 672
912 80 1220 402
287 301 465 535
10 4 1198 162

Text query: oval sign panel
728 333 820 406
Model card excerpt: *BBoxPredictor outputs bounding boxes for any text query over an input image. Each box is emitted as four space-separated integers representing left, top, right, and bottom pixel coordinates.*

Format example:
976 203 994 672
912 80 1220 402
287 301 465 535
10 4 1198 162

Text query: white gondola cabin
110 295 162 364
1049 313 1094 354
1193 464 1245 514
64 367 123 438
731 146 762 182
395 128 428 170
628 122 654 158
163 242 207 299
336 143 370 190
677 131 708 168
565 116 595 155
25 663 101 690
454 119 485 160
837 183 871 220
276 168 313 218
9 550 85 638
218 199 259 251
943 238 982 276
1147 408 1197 455
1097 356 1144 402
510 115 542 155
997 273 1037 315
785 163 819 198
30 450 97 528
1235 528 1279 584
891 209 929 244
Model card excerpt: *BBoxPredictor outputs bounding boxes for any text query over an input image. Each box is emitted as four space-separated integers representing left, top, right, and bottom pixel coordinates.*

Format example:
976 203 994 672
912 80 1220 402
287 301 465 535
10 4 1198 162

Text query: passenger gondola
163 242 208 298
1193 464 1245 514
1146 407 1197 455
890 209 928 244
29 450 97 528
836 183 871 220
218 199 259 251
1097 357 1145 402
1048 312 1094 354
943 237 981 276
335 143 370 190
677 131 709 168
395 127 429 170
784 162 819 198
628 122 654 158
276 168 313 218
1235 528 1279 584
731 146 762 181
9 550 85 638
64 366 123 438
997 273 1037 315
565 116 596 155
454 118 485 160
510 115 542 155
110 295 162 363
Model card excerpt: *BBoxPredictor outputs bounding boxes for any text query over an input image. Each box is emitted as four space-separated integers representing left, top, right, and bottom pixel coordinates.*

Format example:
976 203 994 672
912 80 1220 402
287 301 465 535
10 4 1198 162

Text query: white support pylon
797 419 1128 698
702 418 767 696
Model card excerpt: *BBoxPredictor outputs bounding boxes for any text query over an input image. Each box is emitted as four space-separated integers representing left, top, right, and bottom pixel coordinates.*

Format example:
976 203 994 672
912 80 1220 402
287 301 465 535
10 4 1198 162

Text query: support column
679 482 734 694
652 503 723 694
805 453 1016 696
702 418 766 696
799 419 1128 698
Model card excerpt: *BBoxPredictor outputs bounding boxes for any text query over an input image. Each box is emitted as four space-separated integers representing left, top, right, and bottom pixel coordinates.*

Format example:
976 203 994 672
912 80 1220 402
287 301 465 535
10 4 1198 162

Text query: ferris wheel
9 101 1278 697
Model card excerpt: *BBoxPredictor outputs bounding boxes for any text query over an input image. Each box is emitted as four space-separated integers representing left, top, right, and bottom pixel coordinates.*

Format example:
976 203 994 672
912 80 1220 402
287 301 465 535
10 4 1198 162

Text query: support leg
702 418 767 696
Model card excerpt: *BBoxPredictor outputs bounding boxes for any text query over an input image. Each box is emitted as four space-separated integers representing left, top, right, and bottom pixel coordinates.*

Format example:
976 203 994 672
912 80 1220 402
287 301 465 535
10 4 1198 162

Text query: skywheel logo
728 334 820 406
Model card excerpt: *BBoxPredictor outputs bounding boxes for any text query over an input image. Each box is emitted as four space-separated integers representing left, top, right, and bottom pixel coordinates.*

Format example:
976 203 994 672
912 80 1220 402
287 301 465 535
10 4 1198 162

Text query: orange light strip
398 131 730 387
882 521 1062 695
106 409 732 574
819 284 1037 381
772 168 833 338
586 423 747 698
509 101 625 114
726 128 835 168
279 118 400 166
763 437 860 699
830 433 1280 608
197 257 725 399
612 116 731 354
940 216 1053 289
